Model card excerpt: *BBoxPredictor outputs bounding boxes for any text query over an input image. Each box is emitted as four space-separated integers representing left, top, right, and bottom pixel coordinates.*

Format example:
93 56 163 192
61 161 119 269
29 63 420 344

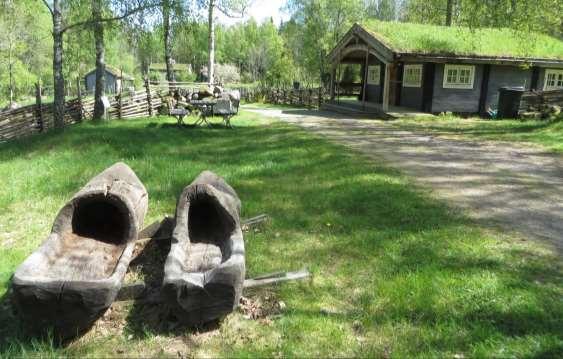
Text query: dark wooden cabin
84 66 135 94
327 21 563 115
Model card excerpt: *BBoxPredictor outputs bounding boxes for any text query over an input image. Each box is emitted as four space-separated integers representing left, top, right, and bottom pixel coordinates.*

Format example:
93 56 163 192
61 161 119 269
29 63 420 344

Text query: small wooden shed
327 21 563 115
84 66 134 94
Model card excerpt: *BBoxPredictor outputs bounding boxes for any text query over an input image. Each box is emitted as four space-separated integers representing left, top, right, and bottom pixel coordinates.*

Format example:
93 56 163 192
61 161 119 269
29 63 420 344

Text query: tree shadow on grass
0 284 64 355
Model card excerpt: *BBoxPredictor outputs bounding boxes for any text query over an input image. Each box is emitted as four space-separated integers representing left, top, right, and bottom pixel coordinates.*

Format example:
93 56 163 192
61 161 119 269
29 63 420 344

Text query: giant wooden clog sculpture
12 162 148 339
163 171 245 326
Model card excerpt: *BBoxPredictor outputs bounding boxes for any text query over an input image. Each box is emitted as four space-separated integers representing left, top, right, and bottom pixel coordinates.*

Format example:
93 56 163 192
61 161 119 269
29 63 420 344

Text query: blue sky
217 0 291 26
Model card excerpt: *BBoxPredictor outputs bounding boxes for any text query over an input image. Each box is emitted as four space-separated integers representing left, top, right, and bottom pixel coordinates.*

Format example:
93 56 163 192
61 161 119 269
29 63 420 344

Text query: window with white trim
367 65 380 85
443 64 475 89
543 69 563 91
403 64 423 87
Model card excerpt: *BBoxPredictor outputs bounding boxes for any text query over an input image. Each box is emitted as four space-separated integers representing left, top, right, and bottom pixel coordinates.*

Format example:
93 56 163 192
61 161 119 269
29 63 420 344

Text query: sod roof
360 20 563 60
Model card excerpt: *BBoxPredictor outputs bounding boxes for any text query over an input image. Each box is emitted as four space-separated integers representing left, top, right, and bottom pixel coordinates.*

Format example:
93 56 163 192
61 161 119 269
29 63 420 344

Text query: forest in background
1 0 562 108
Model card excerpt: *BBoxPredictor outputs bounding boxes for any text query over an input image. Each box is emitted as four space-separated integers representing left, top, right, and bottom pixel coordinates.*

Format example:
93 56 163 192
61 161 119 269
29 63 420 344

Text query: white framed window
543 69 563 91
403 64 423 87
443 64 475 89
367 65 381 85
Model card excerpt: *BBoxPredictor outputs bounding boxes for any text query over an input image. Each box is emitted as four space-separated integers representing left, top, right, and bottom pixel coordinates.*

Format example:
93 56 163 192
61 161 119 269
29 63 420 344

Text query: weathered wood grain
163 171 245 327
11 162 148 339
243 269 310 288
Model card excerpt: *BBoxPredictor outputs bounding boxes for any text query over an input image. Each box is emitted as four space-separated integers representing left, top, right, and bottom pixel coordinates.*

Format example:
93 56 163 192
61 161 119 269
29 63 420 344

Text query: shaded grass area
0 111 561 357
393 116 563 153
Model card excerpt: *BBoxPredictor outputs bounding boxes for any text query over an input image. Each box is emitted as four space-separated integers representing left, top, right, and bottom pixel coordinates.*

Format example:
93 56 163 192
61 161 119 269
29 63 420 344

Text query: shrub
215 63 240 84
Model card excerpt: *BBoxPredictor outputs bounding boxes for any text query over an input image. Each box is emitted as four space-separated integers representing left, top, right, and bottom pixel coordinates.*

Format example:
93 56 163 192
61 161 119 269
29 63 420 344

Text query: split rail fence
1 81 327 143
0 80 161 143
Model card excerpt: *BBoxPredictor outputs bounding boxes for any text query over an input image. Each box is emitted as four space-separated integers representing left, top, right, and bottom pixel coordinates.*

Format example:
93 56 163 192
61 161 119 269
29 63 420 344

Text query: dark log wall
485 65 532 110
431 64 484 113
365 57 384 103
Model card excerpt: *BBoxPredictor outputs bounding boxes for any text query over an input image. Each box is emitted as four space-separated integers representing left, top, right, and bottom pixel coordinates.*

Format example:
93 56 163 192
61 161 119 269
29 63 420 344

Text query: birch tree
40 0 162 127
204 0 248 85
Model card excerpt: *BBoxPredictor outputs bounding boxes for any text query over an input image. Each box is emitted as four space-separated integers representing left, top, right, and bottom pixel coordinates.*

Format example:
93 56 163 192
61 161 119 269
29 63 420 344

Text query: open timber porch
326 24 434 118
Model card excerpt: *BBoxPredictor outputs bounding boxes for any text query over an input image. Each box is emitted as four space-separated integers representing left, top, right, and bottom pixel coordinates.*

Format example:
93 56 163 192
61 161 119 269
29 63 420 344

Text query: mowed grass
0 110 561 357
393 116 563 153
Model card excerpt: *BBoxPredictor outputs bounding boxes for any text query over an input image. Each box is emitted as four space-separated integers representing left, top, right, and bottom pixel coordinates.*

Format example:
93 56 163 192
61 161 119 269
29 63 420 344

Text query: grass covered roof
361 20 563 60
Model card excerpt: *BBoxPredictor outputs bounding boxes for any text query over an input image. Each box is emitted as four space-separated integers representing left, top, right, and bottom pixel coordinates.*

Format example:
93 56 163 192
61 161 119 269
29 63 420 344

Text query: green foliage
362 20 563 59
403 0 563 38
0 60 37 101
214 63 240 84
0 0 51 104
283 0 365 84
170 19 295 86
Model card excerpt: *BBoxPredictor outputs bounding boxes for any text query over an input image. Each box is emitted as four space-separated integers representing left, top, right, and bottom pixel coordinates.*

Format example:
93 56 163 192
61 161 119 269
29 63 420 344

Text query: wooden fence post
35 82 43 132
118 68 123 119
76 77 83 122
145 77 153 116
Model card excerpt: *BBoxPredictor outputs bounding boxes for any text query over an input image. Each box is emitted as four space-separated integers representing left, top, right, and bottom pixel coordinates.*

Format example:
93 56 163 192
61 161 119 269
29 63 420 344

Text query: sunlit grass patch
394 115 563 153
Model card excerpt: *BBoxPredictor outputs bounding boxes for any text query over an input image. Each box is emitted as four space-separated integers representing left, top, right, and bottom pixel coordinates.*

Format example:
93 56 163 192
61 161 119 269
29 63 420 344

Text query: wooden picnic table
190 99 217 126
168 97 239 127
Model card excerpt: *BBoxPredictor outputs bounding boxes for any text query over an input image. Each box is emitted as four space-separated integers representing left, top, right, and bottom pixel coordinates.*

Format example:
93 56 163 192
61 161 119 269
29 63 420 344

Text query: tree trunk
52 0 65 129
207 0 215 85
8 43 14 105
446 0 454 26
163 0 175 89
92 0 106 120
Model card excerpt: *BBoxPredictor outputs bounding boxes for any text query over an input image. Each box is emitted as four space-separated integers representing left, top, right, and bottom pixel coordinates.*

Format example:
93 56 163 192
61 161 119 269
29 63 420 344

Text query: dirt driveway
248 107 563 255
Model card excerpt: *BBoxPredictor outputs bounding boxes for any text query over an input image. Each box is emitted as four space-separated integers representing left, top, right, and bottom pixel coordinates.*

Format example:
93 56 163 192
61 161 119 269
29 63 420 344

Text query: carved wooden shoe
11 162 148 339
163 171 245 326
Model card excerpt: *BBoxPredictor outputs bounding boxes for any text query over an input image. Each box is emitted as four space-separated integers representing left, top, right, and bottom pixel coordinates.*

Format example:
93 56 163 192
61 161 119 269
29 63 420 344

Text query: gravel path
249 107 563 255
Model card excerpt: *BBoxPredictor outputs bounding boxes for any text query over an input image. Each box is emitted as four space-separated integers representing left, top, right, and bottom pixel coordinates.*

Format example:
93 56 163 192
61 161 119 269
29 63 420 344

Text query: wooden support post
329 67 335 100
76 77 83 122
362 47 369 110
145 77 153 116
118 68 123 119
336 52 341 103
35 82 43 132
382 63 391 112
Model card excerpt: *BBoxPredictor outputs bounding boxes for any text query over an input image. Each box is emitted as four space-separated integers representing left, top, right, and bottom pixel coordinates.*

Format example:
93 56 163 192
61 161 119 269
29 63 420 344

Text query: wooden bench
213 98 239 128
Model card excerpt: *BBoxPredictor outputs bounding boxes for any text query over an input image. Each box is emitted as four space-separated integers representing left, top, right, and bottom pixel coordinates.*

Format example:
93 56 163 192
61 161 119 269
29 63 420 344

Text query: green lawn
0 111 561 357
393 116 563 153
